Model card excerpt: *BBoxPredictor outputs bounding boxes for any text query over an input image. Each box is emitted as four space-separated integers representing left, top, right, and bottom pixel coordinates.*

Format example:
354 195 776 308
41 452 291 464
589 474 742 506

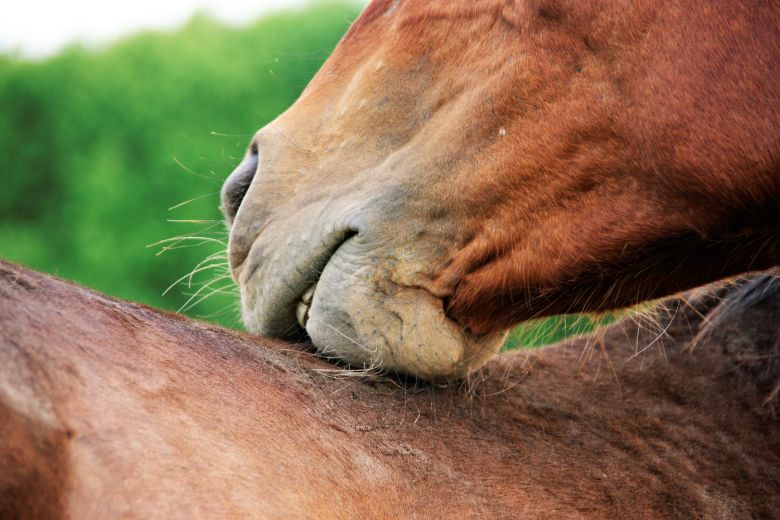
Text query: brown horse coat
222 0 780 377
1 261 778 518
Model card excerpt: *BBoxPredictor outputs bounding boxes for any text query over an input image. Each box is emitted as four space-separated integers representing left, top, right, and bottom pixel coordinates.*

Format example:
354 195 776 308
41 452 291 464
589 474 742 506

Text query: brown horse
1 261 778 518
221 0 780 378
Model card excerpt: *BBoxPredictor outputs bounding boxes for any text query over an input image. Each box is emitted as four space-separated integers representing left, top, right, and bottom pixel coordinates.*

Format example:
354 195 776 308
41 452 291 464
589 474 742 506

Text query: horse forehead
354 0 508 26
315 0 528 107
343 0 519 55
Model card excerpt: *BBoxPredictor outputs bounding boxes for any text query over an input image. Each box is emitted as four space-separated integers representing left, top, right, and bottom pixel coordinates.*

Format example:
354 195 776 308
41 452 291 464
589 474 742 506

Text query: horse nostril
221 141 259 224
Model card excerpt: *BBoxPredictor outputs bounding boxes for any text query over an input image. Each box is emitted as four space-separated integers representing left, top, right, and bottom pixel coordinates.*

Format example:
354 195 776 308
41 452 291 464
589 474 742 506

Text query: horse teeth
296 300 309 329
302 285 315 305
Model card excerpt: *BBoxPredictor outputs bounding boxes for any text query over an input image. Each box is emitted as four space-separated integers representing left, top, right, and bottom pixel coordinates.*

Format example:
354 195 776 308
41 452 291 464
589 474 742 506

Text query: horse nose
221 140 259 224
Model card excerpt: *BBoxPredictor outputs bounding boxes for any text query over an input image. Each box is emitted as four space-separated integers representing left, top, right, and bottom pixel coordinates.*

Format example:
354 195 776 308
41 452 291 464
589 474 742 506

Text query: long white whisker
163 263 230 296
167 219 223 224
173 156 221 181
179 276 235 313
168 191 220 211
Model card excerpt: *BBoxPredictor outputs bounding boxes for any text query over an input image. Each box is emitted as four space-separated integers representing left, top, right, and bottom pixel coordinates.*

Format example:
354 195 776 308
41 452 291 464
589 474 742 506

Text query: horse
1 261 778 518
221 0 780 378
3 0 779 516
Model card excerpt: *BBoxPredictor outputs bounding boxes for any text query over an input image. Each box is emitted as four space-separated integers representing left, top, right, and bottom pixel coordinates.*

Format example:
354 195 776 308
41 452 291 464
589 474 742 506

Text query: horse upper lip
288 232 355 333
238 227 358 338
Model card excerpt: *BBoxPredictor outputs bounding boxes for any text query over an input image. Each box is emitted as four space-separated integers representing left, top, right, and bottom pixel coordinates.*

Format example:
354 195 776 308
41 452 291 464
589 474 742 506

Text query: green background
0 1 603 348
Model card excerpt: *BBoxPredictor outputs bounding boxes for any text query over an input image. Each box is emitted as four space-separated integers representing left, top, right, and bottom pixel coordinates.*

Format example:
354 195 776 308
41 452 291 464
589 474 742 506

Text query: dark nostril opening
221 141 259 224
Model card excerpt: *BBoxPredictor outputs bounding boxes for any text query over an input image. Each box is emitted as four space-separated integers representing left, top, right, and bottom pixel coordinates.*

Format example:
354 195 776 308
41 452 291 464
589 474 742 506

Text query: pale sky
1 0 366 58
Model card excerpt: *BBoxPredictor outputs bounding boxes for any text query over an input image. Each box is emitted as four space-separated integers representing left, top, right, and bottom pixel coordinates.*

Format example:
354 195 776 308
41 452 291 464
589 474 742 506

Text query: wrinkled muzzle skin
223 0 779 379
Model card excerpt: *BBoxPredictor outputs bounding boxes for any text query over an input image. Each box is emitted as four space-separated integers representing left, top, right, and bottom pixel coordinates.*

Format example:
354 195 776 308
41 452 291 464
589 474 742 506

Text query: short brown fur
224 0 779 375
2 261 778 518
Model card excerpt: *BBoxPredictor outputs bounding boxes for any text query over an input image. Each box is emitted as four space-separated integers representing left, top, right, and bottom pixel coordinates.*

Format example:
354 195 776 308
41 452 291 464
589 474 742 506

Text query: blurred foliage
503 313 616 351
0 1 605 349
0 3 360 328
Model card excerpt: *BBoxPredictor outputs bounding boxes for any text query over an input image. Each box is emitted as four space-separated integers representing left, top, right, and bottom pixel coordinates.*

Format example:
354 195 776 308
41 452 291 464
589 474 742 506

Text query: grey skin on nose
221 142 259 224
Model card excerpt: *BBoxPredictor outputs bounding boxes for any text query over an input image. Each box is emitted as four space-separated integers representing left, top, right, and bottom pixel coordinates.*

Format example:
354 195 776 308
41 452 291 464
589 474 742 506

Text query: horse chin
239 243 506 380
305 262 507 380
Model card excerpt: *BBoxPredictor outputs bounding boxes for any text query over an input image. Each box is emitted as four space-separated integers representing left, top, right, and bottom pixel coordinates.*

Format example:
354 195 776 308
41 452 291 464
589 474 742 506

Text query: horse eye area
221 146 258 224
